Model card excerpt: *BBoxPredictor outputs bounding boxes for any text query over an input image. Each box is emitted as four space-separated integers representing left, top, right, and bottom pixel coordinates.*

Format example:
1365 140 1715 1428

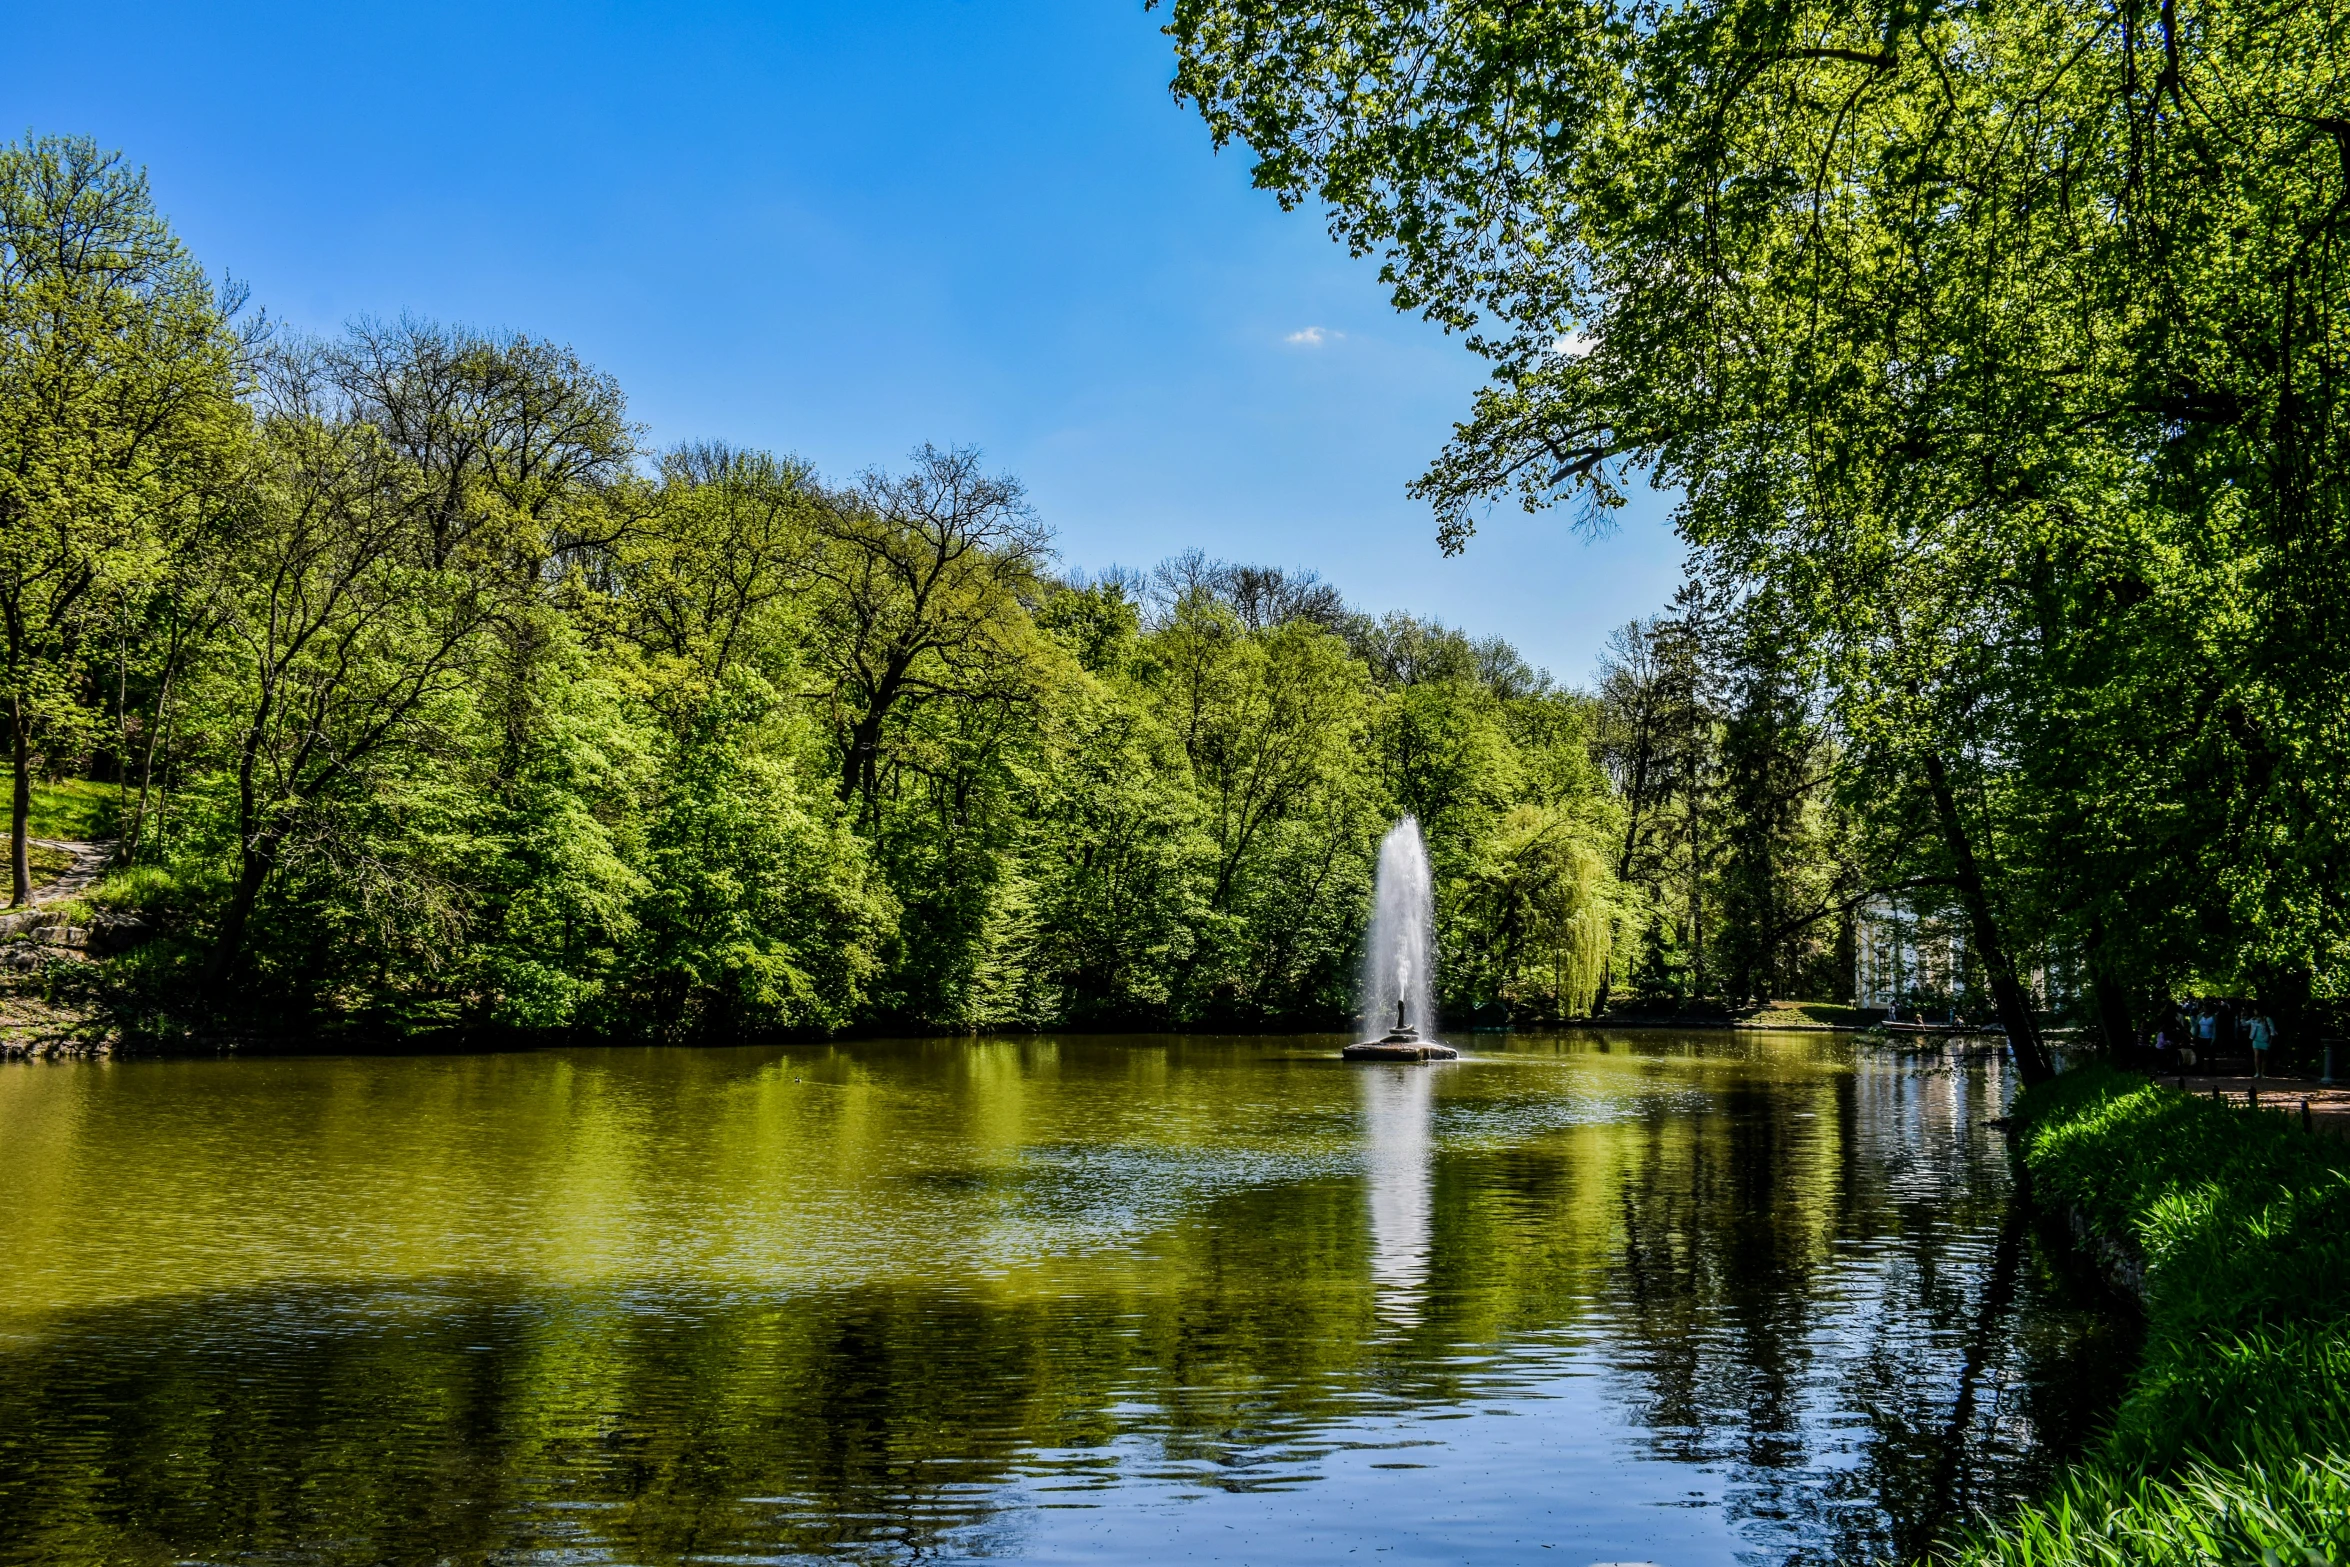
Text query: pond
0 1032 2132 1566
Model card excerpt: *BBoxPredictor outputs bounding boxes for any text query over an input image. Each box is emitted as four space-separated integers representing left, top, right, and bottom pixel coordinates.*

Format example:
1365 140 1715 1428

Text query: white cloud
1549 331 1596 358
1285 326 1338 346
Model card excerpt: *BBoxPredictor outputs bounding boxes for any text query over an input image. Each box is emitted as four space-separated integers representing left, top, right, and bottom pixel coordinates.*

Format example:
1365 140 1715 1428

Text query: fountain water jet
1343 817 1458 1062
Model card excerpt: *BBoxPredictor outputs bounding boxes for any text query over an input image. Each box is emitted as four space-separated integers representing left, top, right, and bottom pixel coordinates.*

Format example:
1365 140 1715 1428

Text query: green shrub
85 862 191 912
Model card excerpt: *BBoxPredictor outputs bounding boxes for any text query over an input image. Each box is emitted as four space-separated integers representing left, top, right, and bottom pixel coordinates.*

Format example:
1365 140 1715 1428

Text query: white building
1854 898 2076 1016
1854 898 1966 1013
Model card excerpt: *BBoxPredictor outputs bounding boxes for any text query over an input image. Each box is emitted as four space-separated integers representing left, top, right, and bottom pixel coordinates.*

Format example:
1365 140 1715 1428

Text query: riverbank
1587 1000 1881 1032
0 972 1899 1061
0 977 116 1059
1945 1063 2350 1565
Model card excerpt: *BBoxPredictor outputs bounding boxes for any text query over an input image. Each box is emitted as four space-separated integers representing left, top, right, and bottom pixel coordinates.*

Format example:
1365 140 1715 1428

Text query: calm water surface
0 1032 2132 1566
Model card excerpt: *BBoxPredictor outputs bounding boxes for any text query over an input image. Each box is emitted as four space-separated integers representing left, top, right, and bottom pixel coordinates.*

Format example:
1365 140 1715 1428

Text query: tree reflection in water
0 1035 2137 1566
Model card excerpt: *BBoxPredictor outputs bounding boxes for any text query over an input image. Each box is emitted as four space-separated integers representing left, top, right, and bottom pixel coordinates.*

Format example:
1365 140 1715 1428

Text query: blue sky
2 0 1686 684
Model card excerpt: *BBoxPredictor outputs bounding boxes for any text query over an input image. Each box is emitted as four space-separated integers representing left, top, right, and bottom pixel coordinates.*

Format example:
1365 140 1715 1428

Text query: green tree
1459 802 1620 1019
1710 595 1848 1003
0 136 239 903
621 741 893 1038
201 346 504 989
605 442 822 735
807 445 1052 819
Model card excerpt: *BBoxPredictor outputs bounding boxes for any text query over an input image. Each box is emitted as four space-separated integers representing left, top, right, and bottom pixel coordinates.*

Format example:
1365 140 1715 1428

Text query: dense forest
0 135 1872 1044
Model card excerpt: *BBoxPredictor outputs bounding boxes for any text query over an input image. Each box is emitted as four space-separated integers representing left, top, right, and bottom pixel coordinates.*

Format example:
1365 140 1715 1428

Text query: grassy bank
1944 1064 2350 1565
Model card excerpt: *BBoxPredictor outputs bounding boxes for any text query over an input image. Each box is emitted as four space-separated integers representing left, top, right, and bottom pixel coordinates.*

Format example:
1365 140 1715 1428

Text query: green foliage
0 166 1637 1036
1018 675 1203 1023
1453 801 1620 1017
1035 577 1142 678
1168 0 2350 1057
85 861 185 911
1584 593 1855 1009
1947 1067 2350 1566
621 745 892 1037
1944 1455 2350 1567
457 627 653 1030
0 135 240 904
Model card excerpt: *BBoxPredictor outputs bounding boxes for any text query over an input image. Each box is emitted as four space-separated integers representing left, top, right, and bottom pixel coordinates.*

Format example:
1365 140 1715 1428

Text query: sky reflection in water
0 1033 2135 1566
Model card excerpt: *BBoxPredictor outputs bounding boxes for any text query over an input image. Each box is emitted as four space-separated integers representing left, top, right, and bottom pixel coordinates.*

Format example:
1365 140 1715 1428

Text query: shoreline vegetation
0 995 1917 1060
1953 1065 2350 1566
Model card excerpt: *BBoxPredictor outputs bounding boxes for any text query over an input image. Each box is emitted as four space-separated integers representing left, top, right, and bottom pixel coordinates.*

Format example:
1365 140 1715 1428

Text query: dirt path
0 838 116 942
2166 1070 2350 1137
27 838 114 906
0 839 120 1059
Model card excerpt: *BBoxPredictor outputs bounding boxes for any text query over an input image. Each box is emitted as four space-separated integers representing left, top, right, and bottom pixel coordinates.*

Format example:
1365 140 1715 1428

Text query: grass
1941 1064 2350 1565
1742 999 1877 1028
84 862 181 911
25 777 119 841
1968 1454 2350 1566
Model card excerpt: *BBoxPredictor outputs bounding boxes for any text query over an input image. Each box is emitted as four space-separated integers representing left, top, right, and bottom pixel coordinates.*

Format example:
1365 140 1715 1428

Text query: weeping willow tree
1460 803 1620 1018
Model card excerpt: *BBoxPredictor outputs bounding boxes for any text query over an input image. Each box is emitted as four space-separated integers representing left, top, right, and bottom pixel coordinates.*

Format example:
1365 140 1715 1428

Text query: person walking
2249 1009 2274 1079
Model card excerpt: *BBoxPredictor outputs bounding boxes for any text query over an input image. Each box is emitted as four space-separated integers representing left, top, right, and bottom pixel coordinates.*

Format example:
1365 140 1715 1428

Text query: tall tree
806 445 1051 817
608 442 821 731
1711 595 1844 1002
203 346 502 990
0 136 238 903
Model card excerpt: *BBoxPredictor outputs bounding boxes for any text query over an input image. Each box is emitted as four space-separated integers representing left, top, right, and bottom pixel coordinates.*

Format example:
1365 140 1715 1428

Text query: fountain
1343 817 1458 1062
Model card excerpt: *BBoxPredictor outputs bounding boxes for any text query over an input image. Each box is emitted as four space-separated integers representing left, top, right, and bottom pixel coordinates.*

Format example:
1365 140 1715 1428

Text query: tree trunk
1920 750 2054 1083
126 662 174 867
206 837 275 990
9 697 29 909
839 723 878 809
2105 963 2143 1061
1688 805 1705 997
838 685 896 814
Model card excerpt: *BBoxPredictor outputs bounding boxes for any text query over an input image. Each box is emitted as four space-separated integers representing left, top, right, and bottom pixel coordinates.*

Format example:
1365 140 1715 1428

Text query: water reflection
1358 1063 1435 1322
0 1034 2134 1567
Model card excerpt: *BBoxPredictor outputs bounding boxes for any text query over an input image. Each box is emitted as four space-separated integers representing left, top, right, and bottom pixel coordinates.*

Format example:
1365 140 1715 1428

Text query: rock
87 913 151 957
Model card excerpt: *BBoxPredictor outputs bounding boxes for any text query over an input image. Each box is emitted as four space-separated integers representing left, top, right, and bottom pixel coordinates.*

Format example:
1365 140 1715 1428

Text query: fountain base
1342 1025 1458 1062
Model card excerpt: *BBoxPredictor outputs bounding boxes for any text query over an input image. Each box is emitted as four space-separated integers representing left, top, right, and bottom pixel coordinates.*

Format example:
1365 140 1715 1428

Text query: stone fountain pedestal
1343 1003 1458 1062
